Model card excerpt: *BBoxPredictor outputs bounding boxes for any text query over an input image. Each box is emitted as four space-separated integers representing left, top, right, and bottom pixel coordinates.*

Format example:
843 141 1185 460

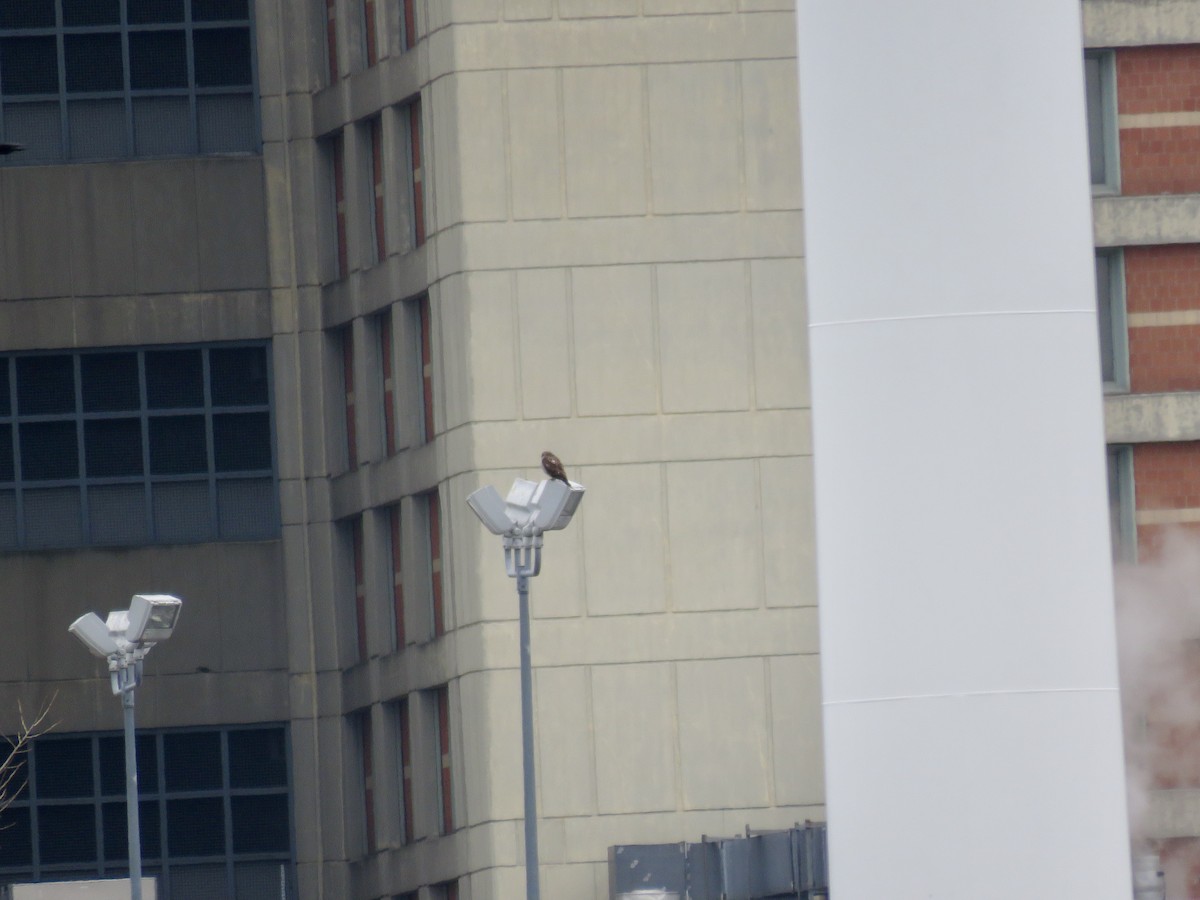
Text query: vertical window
352 516 367 660
366 116 386 264
341 326 357 469
425 489 444 636
389 504 405 647
0 0 258 164
401 0 416 51
1108 445 1135 562
435 880 459 900
355 709 376 854
378 308 397 456
391 698 413 845
418 295 434 441
325 0 339 81
362 0 378 67
332 133 350 278
435 686 453 834
1085 50 1119 192
406 99 425 247
1096 248 1128 391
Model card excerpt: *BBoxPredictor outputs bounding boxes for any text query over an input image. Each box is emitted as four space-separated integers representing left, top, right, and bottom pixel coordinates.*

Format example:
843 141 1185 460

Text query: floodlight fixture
69 612 121 659
466 471 585 900
0 142 23 156
127 594 182 644
67 594 181 900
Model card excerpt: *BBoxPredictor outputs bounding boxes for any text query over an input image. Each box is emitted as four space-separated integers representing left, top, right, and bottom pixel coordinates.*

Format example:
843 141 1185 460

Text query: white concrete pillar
795 1 1133 896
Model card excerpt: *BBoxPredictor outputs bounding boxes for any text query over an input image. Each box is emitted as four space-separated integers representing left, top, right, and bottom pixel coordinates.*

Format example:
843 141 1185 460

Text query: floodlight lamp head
69 612 121 659
127 594 182 644
466 486 514 535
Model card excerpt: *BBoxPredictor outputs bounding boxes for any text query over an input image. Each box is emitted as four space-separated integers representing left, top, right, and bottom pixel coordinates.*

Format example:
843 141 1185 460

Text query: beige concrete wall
408 4 814 897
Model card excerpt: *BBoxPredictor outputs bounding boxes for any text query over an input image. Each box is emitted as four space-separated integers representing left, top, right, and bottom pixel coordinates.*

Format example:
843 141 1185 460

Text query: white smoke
1116 531 1200 899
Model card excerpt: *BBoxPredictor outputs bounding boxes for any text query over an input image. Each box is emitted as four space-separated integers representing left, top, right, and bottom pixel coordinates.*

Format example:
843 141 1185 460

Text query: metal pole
517 573 540 900
123 681 143 900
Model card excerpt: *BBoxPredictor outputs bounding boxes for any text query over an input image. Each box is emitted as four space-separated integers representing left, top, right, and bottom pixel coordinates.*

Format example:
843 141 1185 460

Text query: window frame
1108 444 1136 563
0 724 294 893
0 341 279 552
0 0 261 165
1096 246 1129 393
1085 48 1120 195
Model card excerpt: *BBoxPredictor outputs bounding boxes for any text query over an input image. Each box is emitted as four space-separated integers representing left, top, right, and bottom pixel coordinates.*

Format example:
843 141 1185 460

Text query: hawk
541 451 570 485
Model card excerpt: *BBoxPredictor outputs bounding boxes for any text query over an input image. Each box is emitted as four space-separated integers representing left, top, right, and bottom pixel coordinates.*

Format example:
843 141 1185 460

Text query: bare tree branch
0 696 57 820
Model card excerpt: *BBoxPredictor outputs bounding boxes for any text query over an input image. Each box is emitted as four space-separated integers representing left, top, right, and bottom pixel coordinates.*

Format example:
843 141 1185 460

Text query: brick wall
1124 246 1200 392
1118 45 1200 194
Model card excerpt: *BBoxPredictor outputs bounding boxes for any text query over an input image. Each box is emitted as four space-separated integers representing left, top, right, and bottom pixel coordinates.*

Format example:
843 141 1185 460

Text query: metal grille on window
0 725 294 899
0 0 258 163
0 342 278 552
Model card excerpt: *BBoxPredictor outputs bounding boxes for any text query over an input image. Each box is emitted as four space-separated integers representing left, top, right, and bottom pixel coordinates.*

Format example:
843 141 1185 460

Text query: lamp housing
69 612 121 659
127 594 182 643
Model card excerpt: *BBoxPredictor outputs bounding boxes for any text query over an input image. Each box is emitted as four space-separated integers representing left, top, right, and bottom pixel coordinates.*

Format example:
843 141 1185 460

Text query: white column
795 2 1133 896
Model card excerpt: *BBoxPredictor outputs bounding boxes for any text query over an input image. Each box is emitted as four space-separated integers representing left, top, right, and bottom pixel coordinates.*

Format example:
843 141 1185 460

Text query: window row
0 0 257 164
345 489 444 664
327 100 425 280
339 295 433 471
351 686 454 869
0 725 293 898
325 0 417 83
0 343 278 551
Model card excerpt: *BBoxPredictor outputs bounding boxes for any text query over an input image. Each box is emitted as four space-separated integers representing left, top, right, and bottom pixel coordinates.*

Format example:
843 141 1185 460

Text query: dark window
20 422 79 481
17 356 75 415
0 37 60 95
35 738 93 798
164 731 222 792
193 27 252 87
129 31 189 90
146 349 204 409
81 353 140 412
0 2 56 28
128 0 185 24
210 346 268 406
0 343 277 551
193 0 249 20
149 415 208 474
2 726 293 887
64 0 123 26
64 33 125 93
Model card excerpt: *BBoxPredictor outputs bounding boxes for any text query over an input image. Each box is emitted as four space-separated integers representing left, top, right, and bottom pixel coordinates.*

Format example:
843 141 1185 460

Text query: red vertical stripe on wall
342 327 357 468
419 295 434 440
353 517 366 659
437 686 453 833
390 505 405 646
409 102 425 247
371 118 386 261
325 0 339 81
363 0 378 66
429 491 443 636
333 134 349 277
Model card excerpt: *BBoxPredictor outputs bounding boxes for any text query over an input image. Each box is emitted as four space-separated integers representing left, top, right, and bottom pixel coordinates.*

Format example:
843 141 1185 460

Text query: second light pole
467 475 585 900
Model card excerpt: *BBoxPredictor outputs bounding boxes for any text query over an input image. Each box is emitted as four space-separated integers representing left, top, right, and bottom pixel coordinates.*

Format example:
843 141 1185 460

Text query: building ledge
1094 193 1200 248
1106 390 1200 443
1084 0 1200 48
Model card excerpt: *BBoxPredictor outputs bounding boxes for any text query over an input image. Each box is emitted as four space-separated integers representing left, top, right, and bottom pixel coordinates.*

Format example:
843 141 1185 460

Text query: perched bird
541 450 570 485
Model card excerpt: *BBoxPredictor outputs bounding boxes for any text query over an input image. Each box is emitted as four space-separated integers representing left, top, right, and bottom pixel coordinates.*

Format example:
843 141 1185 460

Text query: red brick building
1088 6 1200 894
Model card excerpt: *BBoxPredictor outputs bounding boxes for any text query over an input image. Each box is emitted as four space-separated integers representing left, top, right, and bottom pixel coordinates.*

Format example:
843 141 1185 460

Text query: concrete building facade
0 1 816 898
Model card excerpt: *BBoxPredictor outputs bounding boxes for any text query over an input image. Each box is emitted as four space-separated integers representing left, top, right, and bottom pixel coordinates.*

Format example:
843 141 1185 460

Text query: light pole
467 476 585 900
69 594 182 900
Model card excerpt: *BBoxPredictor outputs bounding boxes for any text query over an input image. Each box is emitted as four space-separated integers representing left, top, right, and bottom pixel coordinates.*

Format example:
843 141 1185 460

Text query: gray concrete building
0 1 816 898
